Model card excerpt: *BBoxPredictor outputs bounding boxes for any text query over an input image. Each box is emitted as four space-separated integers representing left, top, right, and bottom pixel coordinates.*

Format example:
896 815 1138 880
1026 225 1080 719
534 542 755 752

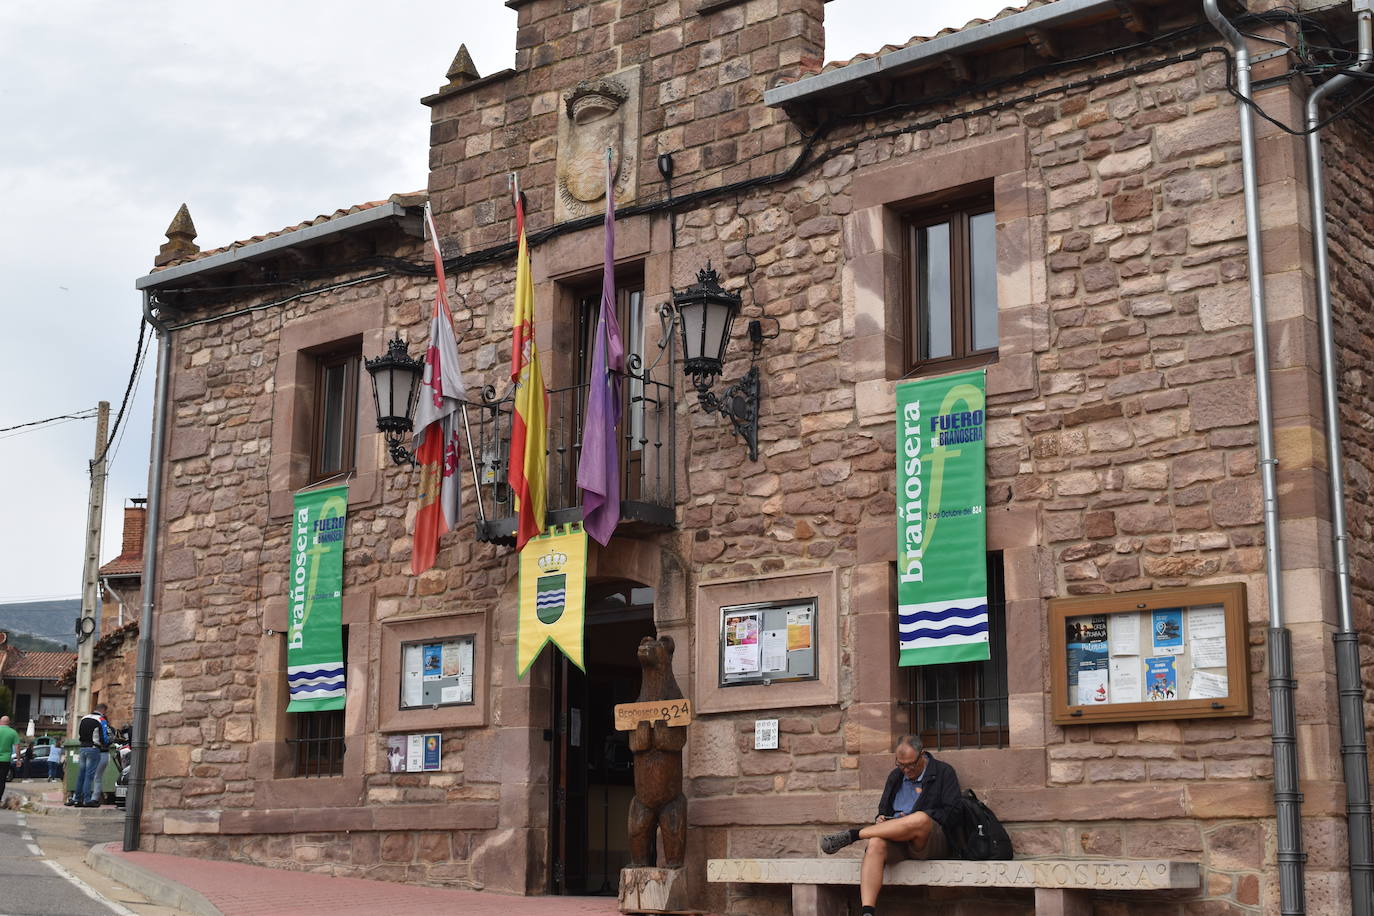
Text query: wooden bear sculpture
628 635 687 868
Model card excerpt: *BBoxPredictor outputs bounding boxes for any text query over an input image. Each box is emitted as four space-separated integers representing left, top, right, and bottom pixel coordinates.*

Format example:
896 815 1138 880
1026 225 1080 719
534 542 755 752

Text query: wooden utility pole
72 401 109 734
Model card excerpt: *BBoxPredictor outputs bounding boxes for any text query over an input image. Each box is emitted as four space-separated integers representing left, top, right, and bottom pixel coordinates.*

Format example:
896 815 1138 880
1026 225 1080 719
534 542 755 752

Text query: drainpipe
1307 6 1374 913
101 576 125 629
1202 2 1307 912
124 291 171 853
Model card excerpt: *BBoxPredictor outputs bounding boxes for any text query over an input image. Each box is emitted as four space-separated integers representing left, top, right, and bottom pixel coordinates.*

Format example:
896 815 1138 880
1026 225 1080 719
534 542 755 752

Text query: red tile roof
3 650 77 680
155 191 426 271
816 1 1047 75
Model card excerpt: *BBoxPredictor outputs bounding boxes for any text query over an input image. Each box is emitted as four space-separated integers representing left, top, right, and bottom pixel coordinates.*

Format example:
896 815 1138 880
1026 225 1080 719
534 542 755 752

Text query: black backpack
945 789 1014 861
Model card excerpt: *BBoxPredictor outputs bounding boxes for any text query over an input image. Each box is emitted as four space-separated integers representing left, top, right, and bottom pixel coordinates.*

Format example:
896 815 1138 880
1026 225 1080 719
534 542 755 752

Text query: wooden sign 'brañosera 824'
613 699 693 731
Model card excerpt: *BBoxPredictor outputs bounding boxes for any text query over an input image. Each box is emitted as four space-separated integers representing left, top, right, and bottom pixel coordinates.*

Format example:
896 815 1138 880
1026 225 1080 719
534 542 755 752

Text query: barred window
903 554 1009 749
288 626 348 776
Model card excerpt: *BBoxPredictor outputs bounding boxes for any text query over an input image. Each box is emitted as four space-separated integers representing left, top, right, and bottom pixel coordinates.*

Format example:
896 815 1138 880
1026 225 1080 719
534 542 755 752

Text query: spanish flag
508 188 548 551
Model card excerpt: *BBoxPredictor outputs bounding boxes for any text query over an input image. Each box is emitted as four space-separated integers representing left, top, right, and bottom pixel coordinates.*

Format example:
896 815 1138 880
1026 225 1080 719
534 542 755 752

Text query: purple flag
578 158 625 546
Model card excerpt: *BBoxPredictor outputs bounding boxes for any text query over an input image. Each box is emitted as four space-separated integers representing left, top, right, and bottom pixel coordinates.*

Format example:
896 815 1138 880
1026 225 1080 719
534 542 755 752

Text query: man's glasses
896 760 922 773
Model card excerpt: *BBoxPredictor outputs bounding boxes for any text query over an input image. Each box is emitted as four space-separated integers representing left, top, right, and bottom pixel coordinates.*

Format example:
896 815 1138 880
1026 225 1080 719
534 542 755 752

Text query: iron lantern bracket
694 365 760 461
691 318 763 461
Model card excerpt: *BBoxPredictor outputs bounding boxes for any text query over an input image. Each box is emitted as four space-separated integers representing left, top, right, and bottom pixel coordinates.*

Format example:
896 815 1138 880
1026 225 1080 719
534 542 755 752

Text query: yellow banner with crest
517 522 587 677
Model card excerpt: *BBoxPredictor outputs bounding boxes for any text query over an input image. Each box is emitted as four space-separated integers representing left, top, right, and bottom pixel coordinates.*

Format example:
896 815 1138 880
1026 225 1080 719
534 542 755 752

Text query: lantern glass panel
678 300 708 363
374 366 398 421
705 301 731 365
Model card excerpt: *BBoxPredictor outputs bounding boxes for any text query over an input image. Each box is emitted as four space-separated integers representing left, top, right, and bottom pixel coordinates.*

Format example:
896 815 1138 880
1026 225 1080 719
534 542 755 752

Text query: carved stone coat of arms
555 66 641 222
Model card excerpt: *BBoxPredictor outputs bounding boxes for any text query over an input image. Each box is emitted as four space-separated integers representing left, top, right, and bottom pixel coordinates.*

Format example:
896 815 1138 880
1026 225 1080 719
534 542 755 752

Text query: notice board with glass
718 598 818 687
400 635 475 709
1049 583 1250 724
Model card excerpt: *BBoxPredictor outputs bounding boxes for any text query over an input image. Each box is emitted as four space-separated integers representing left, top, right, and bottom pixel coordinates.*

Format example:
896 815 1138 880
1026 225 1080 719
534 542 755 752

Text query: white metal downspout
1202 2 1307 912
100 576 125 629
1307 7 1374 913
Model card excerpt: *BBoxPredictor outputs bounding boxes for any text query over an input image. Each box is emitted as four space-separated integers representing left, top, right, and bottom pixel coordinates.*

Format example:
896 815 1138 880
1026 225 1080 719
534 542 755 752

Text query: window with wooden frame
904 191 998 375
903 553 1008 749
309 349 360 483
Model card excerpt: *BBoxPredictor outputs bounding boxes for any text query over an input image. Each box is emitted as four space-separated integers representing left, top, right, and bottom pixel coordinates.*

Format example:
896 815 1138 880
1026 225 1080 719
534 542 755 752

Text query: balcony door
575 284 646 502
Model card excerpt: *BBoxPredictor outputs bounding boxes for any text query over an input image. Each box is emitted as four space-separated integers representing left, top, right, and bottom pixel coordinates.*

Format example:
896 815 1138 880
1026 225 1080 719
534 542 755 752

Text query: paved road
0 798 180 916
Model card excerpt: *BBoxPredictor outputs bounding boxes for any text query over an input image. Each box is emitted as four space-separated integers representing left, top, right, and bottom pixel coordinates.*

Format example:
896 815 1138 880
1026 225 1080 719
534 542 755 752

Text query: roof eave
764 0 1121 108
136 200 413 291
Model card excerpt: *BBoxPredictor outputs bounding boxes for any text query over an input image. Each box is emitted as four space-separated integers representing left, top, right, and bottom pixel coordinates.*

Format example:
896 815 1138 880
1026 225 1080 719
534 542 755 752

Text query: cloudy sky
0 0 1008 605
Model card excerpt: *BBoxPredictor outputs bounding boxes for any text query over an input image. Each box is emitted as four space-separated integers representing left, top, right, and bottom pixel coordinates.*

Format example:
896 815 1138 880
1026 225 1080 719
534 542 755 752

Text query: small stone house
132 0 1374 912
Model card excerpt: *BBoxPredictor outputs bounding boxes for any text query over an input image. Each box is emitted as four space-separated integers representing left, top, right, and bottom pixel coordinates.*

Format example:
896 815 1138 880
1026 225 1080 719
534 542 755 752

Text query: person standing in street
90 709 113 805
0 716 19 803
46 737 63 781
76 703 109 808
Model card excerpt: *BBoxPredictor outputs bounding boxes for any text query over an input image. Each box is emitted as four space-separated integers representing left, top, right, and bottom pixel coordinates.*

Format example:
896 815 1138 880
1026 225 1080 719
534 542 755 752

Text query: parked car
16 735 62 779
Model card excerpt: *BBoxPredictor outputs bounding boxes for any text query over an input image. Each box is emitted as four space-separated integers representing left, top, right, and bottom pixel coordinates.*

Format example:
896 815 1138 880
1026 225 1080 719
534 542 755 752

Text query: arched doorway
549 578 657 895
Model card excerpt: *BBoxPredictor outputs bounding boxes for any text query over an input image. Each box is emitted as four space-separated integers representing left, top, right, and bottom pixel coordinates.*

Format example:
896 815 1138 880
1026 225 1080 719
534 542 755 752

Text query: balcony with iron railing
469 348 677 546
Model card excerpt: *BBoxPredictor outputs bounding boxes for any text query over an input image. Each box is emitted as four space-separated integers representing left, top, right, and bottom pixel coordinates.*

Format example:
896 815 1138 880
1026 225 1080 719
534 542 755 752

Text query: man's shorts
894 816 949 860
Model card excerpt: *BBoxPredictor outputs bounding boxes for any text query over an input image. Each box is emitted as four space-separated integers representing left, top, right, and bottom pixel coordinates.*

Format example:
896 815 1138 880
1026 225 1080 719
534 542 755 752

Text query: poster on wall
723 611 761 674
286 484 348 713
386 735 406 773
1145 657 1178 700
895 370 989 667
516 523 588 677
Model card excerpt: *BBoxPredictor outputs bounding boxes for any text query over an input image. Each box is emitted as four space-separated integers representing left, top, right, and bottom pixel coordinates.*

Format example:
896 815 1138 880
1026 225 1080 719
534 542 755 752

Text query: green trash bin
100 747 118 801
62 739 81 799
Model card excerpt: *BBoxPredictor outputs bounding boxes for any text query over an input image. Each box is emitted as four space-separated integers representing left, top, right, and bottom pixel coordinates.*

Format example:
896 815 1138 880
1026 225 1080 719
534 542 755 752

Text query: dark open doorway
549 580 656 896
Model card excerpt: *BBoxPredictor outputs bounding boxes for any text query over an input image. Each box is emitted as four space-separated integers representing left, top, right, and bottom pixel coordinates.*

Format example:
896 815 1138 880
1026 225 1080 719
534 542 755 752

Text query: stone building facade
132 0 1374 913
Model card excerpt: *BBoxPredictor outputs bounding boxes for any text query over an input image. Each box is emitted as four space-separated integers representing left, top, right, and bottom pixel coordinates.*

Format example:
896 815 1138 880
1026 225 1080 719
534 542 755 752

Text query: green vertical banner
286 485 348 712
896 370 989 667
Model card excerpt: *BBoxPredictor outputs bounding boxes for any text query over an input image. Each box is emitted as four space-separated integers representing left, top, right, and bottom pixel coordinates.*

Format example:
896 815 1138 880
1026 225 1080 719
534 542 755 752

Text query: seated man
819 735 960 916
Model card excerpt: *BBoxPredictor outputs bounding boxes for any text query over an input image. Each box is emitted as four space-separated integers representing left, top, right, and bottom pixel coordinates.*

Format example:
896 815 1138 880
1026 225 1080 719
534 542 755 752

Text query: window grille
289 709 346 777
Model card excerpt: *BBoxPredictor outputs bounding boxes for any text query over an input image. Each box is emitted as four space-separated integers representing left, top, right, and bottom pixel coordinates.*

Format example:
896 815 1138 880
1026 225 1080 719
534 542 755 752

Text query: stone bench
707 857 1200 915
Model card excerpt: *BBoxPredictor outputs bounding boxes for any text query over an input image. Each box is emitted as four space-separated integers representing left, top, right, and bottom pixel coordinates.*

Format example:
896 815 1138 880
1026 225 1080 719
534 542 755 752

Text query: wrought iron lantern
364 335 424 466
672 264 764 461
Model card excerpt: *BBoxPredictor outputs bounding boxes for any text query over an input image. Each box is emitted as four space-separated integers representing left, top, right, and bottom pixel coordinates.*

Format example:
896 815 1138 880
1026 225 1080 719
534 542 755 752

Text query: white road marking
42 858 137 916
25 843 42 855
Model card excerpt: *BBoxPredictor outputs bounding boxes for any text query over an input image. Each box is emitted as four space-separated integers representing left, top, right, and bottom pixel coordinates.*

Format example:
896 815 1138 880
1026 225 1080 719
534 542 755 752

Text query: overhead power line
0 409 98 435
91 315 150 469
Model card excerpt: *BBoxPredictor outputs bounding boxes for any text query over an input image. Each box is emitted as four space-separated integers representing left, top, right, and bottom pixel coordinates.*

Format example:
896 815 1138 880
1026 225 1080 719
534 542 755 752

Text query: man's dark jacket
875 752 961 827
77 713 107 749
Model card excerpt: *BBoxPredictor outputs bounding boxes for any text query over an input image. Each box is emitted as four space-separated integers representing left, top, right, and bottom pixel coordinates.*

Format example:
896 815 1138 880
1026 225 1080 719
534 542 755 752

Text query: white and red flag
411 203 469 575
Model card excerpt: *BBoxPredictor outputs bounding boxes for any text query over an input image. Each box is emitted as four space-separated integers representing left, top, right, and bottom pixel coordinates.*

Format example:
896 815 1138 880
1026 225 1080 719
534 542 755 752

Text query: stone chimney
155 203 200 267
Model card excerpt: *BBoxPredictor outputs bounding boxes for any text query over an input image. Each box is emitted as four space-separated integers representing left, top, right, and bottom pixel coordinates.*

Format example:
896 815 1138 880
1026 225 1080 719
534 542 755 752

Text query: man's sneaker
820 830 855 855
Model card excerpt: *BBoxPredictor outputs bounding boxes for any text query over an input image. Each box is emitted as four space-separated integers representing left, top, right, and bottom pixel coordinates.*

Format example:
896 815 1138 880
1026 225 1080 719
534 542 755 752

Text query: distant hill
0 599 80 651
8 632 70 652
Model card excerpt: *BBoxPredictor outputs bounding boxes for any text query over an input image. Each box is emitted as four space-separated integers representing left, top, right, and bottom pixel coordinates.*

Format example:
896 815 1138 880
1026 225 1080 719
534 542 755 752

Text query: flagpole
423 200 486 524
459 401 485 522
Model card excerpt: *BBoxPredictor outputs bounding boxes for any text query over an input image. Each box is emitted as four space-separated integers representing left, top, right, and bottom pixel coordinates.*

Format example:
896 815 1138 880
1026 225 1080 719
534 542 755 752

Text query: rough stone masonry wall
688 41 1345 914
141 4 1355 912
1323 106 1374 697
426 0 822 253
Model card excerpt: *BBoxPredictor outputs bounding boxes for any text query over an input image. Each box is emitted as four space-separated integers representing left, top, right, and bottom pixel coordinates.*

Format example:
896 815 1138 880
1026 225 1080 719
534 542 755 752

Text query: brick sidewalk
97 843 626 915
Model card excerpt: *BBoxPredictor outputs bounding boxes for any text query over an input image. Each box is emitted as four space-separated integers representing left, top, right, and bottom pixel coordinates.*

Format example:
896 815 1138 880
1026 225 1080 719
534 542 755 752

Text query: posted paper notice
1109 613 1140 657
761 628 787 672
724 611 761 674
1189 670 1229 700
1109 657 1142 703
